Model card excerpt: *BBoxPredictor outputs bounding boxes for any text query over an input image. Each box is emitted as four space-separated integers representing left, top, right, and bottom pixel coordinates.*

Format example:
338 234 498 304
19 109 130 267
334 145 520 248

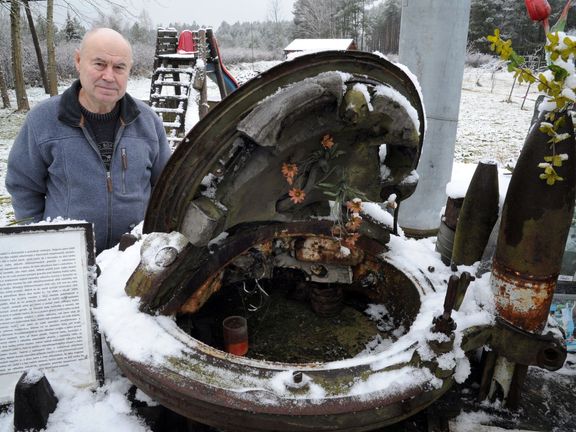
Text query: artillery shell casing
491 112 576 333
452 160 499 266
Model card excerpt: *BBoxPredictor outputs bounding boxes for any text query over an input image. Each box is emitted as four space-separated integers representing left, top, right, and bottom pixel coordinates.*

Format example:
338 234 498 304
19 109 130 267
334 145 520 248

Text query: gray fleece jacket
6 80 171 253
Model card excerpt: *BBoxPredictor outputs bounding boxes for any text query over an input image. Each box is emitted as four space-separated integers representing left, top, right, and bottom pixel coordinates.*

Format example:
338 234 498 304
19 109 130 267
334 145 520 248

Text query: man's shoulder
21 95 64 130
28 94 62 118
132 96 157 116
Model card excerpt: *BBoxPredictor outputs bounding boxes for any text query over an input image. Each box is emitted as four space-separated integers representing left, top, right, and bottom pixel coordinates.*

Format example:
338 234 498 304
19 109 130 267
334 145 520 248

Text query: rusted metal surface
435 196 464 264
491 259 557 333
116 224 456 430
294 236 364 266
489 317 566 370
114 350 454 432
310 284 344 317
442 197 464 231
179 272 222 314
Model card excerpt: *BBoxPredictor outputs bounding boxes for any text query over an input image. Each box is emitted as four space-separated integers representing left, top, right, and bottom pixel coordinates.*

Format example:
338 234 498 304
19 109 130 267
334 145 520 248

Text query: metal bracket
489 317 567 371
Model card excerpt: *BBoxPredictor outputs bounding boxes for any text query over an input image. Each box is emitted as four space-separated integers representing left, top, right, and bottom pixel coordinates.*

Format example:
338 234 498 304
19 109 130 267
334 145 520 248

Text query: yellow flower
288 188 306 204
487 29 500 52
544 154 565 167
539 163 564 185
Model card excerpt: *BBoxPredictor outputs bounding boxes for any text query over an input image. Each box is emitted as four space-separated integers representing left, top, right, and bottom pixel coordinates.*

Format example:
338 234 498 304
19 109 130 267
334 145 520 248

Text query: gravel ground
0 63 537 225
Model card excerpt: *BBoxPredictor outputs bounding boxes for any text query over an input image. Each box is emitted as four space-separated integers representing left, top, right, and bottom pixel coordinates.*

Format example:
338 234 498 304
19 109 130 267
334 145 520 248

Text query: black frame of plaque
0 222 104 400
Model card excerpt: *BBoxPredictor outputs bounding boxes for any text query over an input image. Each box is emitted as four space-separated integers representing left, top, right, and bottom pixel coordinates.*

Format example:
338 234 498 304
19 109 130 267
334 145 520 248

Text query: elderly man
6 28 171 253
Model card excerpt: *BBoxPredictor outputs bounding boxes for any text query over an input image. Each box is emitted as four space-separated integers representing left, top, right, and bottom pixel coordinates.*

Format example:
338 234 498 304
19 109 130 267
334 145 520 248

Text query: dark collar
58 80 141 127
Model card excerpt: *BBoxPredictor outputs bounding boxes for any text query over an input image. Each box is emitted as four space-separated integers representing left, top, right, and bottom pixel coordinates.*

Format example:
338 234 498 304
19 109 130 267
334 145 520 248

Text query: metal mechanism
104 51 570 431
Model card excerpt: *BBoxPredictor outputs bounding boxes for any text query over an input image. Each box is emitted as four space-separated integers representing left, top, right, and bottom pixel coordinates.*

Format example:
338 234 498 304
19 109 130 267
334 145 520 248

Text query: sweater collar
58 80 141 127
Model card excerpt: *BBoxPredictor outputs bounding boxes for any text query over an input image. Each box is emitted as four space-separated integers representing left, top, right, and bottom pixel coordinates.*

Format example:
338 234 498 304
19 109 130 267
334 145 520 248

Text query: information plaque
0 222 103 404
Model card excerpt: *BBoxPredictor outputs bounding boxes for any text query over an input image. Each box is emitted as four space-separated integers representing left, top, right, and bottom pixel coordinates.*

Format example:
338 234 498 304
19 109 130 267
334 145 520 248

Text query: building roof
284 39 356 52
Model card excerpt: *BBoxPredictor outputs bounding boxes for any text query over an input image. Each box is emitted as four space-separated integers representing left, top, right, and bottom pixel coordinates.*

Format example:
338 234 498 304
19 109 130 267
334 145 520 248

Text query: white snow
374 83 421 132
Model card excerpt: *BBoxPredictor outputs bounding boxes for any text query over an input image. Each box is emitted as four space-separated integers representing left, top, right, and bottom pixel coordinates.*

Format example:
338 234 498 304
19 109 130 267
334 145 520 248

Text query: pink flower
288 188 306 204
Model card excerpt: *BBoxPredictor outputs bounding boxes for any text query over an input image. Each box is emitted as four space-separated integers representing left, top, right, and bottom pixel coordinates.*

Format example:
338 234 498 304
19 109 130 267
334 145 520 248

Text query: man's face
75 30 132 113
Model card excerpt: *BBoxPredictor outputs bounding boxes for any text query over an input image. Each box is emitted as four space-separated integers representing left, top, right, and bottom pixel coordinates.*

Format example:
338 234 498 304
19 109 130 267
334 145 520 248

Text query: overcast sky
40 0 297 29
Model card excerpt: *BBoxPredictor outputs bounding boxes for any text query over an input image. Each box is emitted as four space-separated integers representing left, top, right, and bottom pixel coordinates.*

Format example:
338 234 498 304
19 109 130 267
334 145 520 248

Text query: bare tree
23 0 49 93
0 63 10 108
10 0 30 111
293 0 338 38
46 0 57 95
267 0 285 52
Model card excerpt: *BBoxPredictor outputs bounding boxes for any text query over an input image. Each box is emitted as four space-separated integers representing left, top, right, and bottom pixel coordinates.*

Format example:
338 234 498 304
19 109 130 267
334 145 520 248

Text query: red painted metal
177 29 196 54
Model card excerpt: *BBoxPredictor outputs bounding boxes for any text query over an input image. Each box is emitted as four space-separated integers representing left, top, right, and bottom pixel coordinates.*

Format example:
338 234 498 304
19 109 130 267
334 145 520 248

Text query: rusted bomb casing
451 160 499 266
491 112 576 333
435 196 464 265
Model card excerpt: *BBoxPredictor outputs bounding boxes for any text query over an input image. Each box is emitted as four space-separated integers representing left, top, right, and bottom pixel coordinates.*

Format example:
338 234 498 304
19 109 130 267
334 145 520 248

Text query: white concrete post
397 0 472 236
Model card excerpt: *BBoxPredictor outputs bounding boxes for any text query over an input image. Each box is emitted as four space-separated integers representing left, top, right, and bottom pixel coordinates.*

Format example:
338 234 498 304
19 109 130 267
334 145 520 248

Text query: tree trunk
10 0 30 111
46 0 58 96
23 0 50 94
0 64 11 109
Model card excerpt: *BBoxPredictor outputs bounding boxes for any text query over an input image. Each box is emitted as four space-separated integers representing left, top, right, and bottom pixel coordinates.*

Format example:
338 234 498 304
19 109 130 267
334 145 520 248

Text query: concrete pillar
397 0 472 236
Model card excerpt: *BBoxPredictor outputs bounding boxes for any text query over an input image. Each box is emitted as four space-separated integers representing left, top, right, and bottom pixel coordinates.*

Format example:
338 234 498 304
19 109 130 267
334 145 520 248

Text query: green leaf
548 64 569 82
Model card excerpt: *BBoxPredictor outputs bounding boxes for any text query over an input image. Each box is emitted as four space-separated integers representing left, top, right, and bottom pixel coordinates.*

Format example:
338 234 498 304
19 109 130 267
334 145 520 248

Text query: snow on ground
455 64 536 165
0 61 573 431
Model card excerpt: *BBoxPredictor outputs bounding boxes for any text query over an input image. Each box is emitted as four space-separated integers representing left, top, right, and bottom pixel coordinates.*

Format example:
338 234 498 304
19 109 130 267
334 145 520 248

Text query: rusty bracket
489 317 567 371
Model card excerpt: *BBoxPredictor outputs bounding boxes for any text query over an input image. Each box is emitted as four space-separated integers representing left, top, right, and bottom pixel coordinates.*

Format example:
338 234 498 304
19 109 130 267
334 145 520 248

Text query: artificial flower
321 134 335 150
289 188 306 204
345 198 363 214
345 215 363 232
281 163 298 185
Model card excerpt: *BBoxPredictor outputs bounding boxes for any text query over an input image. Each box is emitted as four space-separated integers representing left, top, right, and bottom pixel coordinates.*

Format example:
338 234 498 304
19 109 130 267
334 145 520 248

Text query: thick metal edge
144 51 425 235
114 350 453 432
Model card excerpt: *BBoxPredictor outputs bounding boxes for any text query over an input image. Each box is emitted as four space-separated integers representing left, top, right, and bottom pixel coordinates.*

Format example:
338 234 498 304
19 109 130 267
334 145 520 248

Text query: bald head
79 28 133 64
75 27 133 113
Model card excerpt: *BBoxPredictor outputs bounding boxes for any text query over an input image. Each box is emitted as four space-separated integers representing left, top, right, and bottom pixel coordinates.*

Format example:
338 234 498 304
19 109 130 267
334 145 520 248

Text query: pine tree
63 11 84 42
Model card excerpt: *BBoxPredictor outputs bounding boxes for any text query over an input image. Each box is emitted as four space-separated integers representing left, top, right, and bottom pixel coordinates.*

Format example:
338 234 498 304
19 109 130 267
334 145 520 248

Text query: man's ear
74 49 81 72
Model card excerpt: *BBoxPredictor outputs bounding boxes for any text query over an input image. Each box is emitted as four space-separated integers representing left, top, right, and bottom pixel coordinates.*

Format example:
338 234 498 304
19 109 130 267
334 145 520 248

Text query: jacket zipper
121 148 127 194
79 120 126 250
106 171 113 192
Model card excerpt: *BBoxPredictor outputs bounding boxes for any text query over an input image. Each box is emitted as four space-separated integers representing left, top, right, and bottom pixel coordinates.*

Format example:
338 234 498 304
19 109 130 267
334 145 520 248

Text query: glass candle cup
222 315 248 356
